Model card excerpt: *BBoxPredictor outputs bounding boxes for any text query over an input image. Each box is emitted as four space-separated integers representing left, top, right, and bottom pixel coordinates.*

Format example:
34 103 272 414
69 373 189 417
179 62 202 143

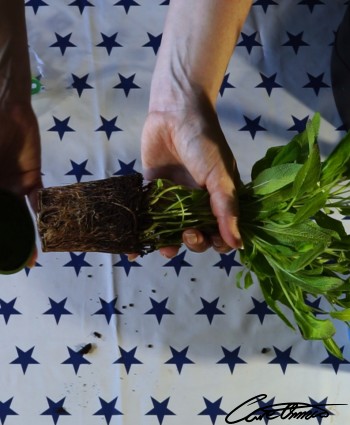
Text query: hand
141 100 242 258
0 102 42 267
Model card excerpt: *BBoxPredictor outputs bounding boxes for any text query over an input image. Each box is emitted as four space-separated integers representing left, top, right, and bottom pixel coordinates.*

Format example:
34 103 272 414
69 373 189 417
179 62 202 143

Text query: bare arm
142 1 252 256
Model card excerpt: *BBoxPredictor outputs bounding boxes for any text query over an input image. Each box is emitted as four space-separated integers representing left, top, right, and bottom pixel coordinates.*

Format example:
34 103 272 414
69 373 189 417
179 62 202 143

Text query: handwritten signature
225 394 347 423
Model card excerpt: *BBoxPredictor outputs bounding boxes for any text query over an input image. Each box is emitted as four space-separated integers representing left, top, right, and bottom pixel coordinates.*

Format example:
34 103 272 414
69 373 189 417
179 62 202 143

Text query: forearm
0 0 31 105
150 0 252 111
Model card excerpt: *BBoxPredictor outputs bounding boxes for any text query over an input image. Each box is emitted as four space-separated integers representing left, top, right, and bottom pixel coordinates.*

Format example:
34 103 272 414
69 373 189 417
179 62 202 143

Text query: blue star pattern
0 399 18 424
48 116 75 140
145 298 174 324
196 298 225 324
95 115 122 140
146 397 176 424
164 346 194 373
198 397 227 425
0 298 21 324
43 298 73 324
41 398 70 424
65 160 93 182
10 347 40 374
50 33 77 55
113 346 143 373
61 347 91 374
93 297 123 324
93 397 123 423
5 2 350 424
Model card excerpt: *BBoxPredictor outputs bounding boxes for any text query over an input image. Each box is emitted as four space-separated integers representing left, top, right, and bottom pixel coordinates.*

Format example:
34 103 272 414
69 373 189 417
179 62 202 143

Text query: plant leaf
252 163 302 195
292 144 321 199
294 310 336 340
291 191 328 225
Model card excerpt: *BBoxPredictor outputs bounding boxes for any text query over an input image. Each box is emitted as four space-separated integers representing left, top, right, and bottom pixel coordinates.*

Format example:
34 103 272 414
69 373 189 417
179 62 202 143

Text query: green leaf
244 270 254 289
292 144 321 198
252 163 302 195
294 310 336 340
287 243 326 272
323 337 344 360
291 191 328 225
281 270 344 294
313 211 347 238
271 139 301 167
321 131 350 185
329 308 350 321
251 146 282 180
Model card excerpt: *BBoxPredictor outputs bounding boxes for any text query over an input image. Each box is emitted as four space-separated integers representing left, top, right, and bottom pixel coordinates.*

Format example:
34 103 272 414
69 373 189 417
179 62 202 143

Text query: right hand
141 100 242 259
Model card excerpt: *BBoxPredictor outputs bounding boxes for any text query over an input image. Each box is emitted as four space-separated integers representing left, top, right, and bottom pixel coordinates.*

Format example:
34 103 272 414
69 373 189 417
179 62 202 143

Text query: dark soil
37 173 153 254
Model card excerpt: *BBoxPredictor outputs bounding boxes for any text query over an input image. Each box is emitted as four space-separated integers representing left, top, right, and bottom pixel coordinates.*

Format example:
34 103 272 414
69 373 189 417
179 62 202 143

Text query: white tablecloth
1 1 350 424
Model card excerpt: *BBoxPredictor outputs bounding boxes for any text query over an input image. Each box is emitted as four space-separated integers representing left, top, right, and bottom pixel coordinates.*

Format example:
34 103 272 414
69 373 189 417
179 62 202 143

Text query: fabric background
1 0 350 424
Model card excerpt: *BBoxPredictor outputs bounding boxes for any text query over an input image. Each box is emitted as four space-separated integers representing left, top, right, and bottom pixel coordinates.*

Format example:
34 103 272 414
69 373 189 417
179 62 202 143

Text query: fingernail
212 236 223 249
184 231 197 245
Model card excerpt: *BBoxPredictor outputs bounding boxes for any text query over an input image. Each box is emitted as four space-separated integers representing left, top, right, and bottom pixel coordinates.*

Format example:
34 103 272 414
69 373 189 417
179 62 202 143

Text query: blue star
48 116 75 140
41 398 70 425
25 0 48 14
114 0 140 13
165 346 194 374
239 115 267 139
113 346 143 373
298 0 325 13
95 115 122 140
160 0 170 4
143 33 162 54
196 298 225 324
247 297 275 324
43 298 72 324
65 159 93 182
146 397 175 425
303 73 330 95
163 250 192 276
113 254 142 276
287 115 309 133
237 32 262 54
0 298 21 324
336 122 348 132
217 346 246 373
320 346 350 374
0 398 18 424
304 297 325 316
308 397 334 425
113 159 137 175
62 347 91 374
96 32 122 55
50 33 76 55
219 73 235 96
252 0 278 13
93 297 123 324
213 251 241 276
199 397 226 425
63 253 92 276
255 72 282 96
282 31 309 54
113 73 140 97
10 347 39 374
94 397 123 424
269 346 299 374
145 298 174 324
256 395 277 425
68 0 94 14
71 73 93 97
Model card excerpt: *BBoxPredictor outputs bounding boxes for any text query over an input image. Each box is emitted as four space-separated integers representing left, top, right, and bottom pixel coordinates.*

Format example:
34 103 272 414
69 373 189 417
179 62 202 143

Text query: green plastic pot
0 190 35 275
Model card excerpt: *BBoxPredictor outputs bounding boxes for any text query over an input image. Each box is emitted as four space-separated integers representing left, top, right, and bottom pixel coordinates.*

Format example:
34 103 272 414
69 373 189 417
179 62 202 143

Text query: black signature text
225 394 347 423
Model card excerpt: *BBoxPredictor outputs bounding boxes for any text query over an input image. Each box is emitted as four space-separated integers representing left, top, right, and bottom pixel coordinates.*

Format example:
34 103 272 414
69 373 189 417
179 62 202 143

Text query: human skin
141 0 253 258
0 1 42 267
